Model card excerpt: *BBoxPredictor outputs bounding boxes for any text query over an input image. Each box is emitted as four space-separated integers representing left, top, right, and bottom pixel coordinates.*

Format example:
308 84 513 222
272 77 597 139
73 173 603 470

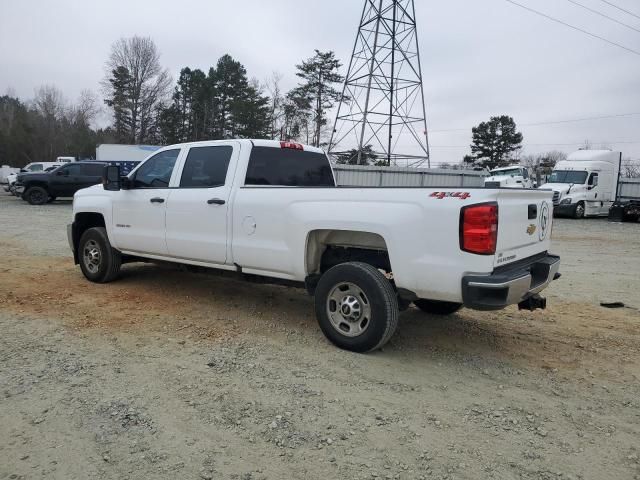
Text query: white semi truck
484 166 535 189
544 150 621 219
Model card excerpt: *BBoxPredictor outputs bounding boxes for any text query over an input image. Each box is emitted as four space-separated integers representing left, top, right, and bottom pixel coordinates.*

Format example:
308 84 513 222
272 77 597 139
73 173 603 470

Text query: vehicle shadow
112 261 540 366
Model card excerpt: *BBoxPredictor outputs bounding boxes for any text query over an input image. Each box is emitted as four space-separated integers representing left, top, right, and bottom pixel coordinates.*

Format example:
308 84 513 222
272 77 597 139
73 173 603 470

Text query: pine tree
468 115 523 169
210 55 249 139
104 66 133 142
294 50 344 147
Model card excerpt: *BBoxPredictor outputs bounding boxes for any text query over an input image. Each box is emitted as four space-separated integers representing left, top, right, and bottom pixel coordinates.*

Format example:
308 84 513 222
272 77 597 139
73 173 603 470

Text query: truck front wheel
78 227 122 283
574 201 585 219
24 186 49 205
314 262 399 353
414 299 463 315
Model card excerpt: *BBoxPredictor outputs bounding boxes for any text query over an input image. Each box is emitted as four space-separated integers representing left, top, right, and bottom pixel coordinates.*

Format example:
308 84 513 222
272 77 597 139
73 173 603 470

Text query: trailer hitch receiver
518 294 547 311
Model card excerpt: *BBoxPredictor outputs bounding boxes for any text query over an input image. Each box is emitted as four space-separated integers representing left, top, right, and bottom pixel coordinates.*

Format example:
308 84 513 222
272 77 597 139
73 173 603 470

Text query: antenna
329 0 431 167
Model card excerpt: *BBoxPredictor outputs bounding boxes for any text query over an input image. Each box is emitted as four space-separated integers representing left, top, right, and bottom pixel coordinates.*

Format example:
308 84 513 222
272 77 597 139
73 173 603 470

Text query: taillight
280 141 304 151
460 203 498 255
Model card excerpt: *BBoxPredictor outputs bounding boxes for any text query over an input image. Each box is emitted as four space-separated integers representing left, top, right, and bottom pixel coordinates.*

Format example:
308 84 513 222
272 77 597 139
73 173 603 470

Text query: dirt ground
1 192 639 480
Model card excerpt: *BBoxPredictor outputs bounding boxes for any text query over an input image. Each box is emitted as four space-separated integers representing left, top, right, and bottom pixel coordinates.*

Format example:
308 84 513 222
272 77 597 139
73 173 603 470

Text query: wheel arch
71 212 106 264
304 230 394 297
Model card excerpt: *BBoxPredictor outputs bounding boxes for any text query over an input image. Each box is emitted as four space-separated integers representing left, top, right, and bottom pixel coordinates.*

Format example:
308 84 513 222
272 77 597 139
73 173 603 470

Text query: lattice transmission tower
329 0 431 167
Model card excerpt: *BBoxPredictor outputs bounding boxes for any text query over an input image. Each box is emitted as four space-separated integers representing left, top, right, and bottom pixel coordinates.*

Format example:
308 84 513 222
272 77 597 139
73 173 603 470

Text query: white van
544 150 621 218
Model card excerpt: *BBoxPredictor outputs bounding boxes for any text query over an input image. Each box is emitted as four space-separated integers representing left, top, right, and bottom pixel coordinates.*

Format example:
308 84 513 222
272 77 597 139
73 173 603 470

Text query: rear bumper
462 254 560 311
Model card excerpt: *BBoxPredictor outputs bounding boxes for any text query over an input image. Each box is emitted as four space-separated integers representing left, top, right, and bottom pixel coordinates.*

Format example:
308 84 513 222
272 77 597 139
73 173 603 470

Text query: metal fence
618 178 640 200
332 165 487 187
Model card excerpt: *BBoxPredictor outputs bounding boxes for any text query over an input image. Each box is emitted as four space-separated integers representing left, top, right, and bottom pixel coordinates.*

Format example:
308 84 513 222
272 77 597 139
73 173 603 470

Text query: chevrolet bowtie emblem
527 224 537 236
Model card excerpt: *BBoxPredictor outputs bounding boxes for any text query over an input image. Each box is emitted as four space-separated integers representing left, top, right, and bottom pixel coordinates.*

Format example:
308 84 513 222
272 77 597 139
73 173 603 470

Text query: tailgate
494 189 554 268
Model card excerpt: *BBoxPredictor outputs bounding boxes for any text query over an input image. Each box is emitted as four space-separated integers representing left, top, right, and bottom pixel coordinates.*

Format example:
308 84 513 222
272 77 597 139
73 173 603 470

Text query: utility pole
329 0 431 167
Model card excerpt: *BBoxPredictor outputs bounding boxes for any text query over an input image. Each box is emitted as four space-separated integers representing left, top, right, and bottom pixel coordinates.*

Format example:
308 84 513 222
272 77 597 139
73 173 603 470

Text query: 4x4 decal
430 191 471 200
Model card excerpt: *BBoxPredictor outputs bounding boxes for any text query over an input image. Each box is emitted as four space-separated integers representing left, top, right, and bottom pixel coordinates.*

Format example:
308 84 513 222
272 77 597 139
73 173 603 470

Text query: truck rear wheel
314 262 399 353
24 186 49 205
414 299 463 315
78 227 122 283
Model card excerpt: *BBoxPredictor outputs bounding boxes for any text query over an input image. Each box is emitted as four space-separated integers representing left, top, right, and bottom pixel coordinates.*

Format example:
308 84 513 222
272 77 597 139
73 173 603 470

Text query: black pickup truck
17 162 108 205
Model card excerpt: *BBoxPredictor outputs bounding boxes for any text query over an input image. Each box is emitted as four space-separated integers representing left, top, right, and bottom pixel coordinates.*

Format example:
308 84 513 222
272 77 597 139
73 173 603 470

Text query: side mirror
56 170 65 176
103 165 121 191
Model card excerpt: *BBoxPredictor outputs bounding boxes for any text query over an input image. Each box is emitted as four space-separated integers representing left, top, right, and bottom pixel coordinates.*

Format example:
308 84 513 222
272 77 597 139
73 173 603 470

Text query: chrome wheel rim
83 240 102 274
326 282 371 337
576 204 585 217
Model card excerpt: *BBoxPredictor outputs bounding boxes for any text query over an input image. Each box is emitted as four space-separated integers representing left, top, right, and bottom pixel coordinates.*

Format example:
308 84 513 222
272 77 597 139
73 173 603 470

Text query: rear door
494 190 554 268
78 163 104 191
165 142 238 264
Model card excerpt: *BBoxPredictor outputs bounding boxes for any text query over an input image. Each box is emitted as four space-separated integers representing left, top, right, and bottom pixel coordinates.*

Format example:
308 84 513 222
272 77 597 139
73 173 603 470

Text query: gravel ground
1 192 639 480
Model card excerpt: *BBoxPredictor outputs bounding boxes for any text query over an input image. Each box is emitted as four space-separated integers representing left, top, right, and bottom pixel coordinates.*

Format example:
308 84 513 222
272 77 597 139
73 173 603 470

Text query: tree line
1 35 637 174
0 36 344 167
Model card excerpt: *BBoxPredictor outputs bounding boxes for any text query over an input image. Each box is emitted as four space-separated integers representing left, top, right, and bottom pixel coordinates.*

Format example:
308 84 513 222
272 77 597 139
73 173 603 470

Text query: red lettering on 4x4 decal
430 191 471 200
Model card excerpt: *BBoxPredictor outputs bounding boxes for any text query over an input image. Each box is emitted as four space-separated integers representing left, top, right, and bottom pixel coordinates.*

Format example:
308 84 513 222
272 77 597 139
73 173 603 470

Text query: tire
314 262 399 353
78 227 122 283
573 201 585 219
24 186 49 205
414 299 463 316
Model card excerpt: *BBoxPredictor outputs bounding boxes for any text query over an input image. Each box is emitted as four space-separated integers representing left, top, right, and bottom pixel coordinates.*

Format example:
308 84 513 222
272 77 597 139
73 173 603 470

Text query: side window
81 164 105 176
245 146 334 187
589 173 598 186
132 149 180 188
522 169 529 179
180 146 233 188
30 164 43 172
61 164 82 176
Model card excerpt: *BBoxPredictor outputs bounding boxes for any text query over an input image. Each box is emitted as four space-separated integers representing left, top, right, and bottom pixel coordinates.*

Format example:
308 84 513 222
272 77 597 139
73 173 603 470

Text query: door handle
207 198 226 205
150 197 165 204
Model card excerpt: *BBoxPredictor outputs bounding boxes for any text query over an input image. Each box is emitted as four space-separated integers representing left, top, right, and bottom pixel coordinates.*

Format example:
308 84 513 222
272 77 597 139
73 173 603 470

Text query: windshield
548 170 588 184
490 168 521 176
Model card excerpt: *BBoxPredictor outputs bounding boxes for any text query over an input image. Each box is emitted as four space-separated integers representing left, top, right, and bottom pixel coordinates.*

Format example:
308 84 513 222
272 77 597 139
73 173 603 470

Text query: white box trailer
96 144 161 162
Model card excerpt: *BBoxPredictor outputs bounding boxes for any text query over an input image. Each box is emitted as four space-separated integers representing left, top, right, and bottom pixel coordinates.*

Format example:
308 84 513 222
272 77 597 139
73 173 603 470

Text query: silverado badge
527 224 537 236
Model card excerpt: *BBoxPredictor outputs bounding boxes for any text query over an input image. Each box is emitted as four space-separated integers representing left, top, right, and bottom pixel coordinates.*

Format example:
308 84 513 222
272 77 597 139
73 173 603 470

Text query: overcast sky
1 0 639 164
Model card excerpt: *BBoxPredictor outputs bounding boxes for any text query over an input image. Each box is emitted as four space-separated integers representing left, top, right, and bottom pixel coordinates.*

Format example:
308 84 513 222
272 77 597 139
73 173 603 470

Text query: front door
165 143 238 264
49 163 83 197
111 149 181 256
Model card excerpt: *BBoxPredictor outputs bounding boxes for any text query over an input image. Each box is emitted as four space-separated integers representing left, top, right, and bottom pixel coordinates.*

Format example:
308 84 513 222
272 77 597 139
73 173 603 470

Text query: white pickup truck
68 140 560 352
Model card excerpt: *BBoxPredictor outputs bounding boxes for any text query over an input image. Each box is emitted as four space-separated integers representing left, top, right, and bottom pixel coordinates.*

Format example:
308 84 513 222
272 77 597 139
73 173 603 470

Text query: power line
564 0 640 33
597 0 640 21
430 112 640 133
504 0 640 56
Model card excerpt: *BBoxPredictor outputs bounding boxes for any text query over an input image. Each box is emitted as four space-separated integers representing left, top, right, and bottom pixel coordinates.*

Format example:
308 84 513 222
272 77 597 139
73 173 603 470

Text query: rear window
245 146 334 187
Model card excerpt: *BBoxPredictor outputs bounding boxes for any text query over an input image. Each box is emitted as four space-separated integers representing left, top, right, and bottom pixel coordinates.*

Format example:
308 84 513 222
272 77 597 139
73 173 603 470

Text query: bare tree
32 85 67 159
264 72 285 140
580 139 593 150
622 157 640 178
33 85 66 119
103 36 171 143
71 89 100 126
